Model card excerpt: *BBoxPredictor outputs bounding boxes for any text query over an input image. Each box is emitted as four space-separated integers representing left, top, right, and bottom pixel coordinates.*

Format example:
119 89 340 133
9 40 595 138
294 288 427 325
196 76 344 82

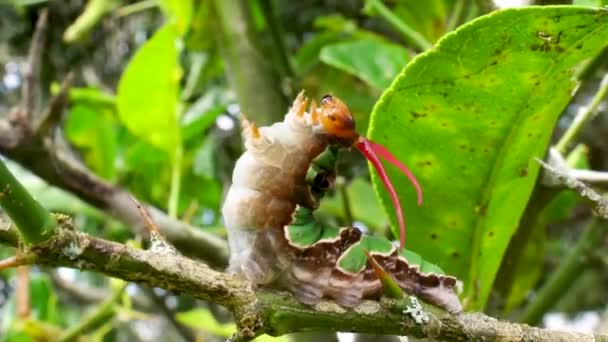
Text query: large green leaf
368 6 608 310
320 37 410 91
117 24 182 155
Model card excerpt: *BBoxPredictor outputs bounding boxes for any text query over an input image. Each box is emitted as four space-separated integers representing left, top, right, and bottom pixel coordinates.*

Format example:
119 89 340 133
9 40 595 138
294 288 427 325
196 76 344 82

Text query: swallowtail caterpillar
222 92 462 313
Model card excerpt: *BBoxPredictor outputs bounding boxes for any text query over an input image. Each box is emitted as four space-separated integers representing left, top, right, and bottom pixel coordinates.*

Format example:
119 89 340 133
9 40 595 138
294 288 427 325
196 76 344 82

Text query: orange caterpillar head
319 94 359 145
315 93 423 250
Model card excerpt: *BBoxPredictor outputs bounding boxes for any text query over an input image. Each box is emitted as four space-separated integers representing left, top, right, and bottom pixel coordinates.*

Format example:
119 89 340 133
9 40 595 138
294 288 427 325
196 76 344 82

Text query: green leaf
65 104 118 180
159 0 193 35
29 274 59 324
368 6 608 310
320 38 410 91
176 308 235 337
392 0 451 42
117 24 182 155
574 0 608 6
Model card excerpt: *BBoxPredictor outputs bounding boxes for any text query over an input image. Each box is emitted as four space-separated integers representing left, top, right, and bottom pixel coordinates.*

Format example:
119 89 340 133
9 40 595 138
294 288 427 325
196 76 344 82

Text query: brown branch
538 157 608 219
3 216 605 342
0 136 228 266
0 16 229 265
0 83 229 266
22 9 48 121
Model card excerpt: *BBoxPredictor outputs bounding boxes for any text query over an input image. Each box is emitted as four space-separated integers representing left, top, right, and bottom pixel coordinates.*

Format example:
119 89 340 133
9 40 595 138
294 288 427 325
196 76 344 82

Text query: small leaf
320 38 410 90
65 104 118 180
176 308 235 337
117 24 182 155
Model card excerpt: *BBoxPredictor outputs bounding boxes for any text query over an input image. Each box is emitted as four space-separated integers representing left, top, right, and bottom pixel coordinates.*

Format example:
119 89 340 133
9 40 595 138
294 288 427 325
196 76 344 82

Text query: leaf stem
0 159 56 244
168 144 183 219
447 0 466 32
519 218 607 325
337 177 354 227
116 0 159 17
555 73 608 155
364 0 433 51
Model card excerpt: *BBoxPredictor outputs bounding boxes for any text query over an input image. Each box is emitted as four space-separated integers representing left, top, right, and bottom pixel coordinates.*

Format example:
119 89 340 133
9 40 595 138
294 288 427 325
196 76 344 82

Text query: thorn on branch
132 196 178 255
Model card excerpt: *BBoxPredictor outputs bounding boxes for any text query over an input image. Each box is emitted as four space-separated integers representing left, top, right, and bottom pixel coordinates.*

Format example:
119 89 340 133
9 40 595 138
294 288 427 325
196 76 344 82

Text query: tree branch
2 217 605 341
211 0 288 125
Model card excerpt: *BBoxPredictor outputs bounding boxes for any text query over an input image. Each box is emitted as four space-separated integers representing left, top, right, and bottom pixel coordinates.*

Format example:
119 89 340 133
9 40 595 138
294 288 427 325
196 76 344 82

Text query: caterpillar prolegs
222 92 462 313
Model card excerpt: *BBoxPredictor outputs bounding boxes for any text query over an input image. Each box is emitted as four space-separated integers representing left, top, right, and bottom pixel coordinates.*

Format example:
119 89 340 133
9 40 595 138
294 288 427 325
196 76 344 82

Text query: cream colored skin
222 93 329 281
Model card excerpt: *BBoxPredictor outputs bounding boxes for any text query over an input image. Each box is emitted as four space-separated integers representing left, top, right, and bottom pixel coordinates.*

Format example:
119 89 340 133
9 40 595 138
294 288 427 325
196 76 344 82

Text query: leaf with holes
368 6 608 310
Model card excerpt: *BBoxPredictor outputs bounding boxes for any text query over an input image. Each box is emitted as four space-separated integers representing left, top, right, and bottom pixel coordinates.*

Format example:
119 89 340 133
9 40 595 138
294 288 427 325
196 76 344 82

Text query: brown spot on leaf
410 111 427 120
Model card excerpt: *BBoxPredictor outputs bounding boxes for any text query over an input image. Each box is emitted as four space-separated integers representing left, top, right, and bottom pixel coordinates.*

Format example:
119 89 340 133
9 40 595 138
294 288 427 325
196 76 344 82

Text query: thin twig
337 177 354 227
537 158 608 219
16 265 31 319
446 0 466 32
519 218 607 325
569 169 608 183
141 286 196 342
555 73 608 154
116 0 158 17
35 73 74 136
21 9 48 120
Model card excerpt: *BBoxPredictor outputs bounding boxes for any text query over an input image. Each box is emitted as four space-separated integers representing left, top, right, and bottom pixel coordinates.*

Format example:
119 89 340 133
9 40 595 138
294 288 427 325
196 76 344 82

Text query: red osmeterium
354 137 423 249
364 140 423 206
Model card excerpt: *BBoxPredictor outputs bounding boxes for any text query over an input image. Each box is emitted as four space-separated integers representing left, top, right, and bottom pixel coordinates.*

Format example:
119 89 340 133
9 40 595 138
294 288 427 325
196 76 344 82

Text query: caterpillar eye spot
328 114 336 121
322 94 333 104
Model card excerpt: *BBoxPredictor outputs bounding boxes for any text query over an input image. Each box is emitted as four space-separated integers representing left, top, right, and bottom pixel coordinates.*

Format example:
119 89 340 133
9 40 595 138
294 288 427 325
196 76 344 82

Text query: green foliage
320 37 410 91
3 0 608 339
65 103 118 181
117 24 182 156
176 308 288 341
368 6 608 310
159 0 193 35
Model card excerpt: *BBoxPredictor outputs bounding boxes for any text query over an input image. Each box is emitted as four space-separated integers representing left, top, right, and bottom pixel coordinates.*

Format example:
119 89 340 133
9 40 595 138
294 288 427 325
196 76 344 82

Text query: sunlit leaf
320 37 410 90
368 6 608 310
176 308 235 337
159 0 193 35
65 104 118 180
117 24 182 156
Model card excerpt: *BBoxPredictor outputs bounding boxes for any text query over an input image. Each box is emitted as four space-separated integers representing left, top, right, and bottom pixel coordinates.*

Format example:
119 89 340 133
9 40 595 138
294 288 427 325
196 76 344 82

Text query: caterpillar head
318 94 423 250
319 94 359 146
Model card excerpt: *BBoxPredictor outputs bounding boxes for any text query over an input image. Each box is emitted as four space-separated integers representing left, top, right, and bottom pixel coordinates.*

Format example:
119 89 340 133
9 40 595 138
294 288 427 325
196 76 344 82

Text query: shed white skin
222 93 329 281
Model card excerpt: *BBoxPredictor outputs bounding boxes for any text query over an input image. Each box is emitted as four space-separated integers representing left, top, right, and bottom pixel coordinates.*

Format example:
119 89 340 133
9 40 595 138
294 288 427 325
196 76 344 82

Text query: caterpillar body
222 92 462 313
